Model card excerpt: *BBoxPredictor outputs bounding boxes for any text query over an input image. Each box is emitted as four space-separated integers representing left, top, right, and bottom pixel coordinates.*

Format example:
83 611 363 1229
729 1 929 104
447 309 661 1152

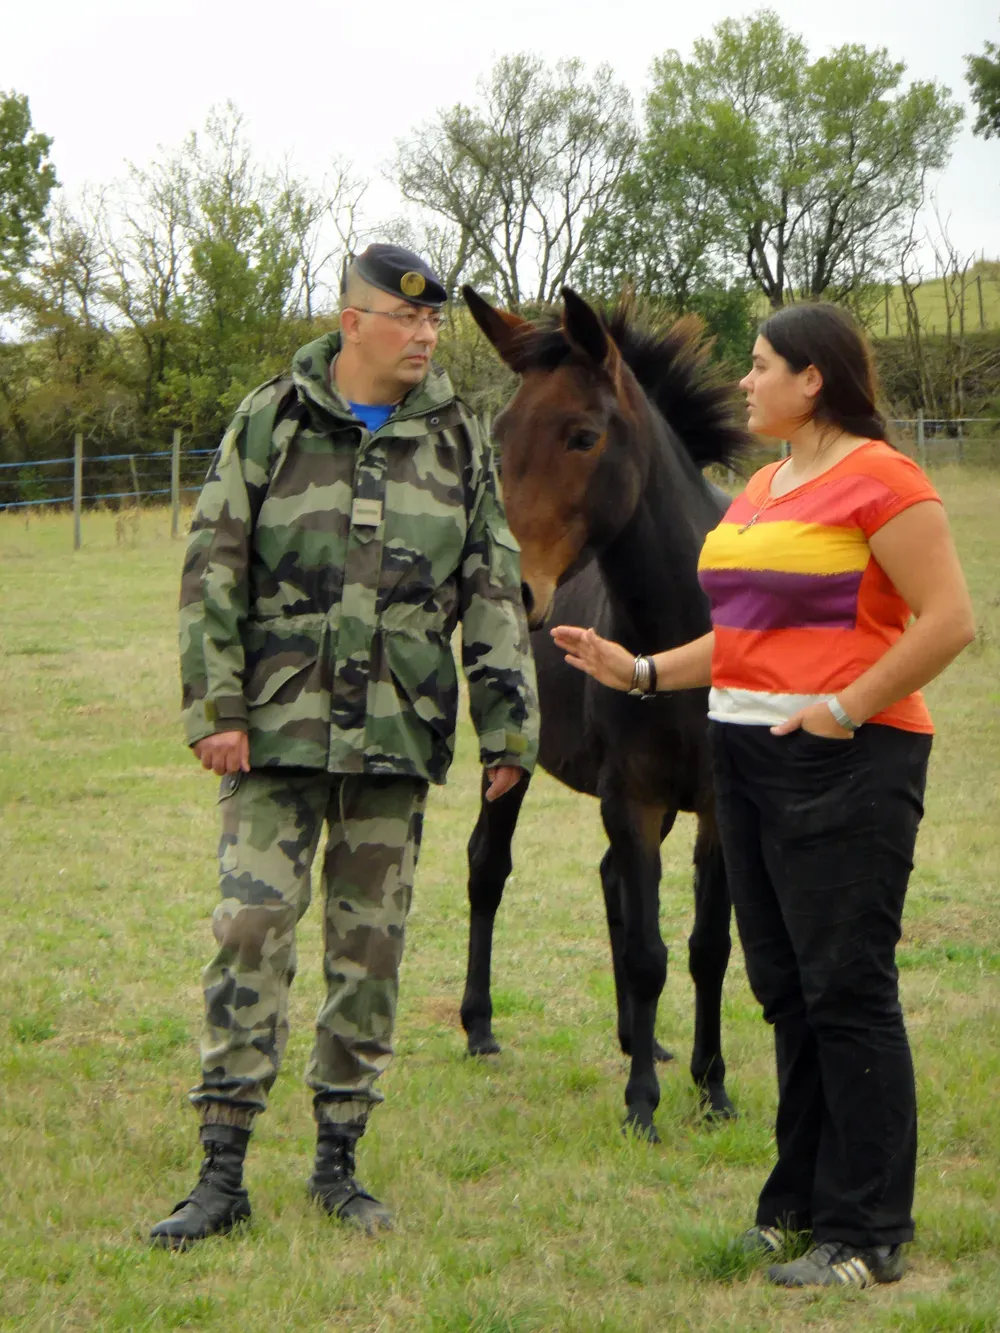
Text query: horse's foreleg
460 770 530 1057
602 840 675 1064
689 813 735 1119
601 792 668 1142
599 847 633 1057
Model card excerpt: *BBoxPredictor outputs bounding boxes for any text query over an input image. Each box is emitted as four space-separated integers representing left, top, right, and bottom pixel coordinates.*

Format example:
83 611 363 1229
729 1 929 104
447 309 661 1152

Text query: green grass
870 262 1000 339
1 471 999 1331
752 261 1000 339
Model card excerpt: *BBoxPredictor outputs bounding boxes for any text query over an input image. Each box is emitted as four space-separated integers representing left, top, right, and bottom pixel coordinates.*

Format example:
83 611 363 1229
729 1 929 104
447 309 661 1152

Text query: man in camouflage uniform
149 244 539 1249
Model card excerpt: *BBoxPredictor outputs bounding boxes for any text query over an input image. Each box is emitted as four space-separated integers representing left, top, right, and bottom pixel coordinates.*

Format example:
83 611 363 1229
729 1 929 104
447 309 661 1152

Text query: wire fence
1 417 998 535
891 415 999 466
729 417 1000 474
0 442 215 513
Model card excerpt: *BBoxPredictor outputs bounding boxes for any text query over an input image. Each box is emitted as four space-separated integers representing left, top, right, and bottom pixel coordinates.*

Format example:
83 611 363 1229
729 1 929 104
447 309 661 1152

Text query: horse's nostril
520 582 535 616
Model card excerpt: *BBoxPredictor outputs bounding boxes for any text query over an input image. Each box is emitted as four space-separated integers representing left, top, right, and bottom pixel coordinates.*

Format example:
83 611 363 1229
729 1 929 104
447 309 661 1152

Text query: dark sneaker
739 1225 787 1257
768 1240 906 1288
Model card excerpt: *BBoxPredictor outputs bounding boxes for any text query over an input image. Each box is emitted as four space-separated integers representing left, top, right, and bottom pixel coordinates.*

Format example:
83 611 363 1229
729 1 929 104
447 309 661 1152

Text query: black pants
710 721 932 1247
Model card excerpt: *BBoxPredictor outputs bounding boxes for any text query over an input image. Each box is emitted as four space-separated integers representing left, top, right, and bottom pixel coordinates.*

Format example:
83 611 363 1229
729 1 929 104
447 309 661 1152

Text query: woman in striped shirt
552 303 975 1290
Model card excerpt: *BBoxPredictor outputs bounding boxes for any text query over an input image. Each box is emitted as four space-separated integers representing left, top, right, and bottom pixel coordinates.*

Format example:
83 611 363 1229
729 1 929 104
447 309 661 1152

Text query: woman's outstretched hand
550 625 635 691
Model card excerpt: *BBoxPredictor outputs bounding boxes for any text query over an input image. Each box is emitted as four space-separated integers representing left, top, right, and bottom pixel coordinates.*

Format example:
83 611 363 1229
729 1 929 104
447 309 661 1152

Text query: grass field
1 472 999 1332
746 261 1000 339
872 263 1000 340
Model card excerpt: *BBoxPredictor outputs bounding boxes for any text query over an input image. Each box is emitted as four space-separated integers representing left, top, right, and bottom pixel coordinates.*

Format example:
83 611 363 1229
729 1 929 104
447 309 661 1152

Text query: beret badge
400 271 427 298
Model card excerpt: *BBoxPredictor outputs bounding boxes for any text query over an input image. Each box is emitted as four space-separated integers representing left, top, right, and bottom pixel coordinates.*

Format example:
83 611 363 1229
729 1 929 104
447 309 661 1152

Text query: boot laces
317 1134 357 1183
193 1140 242 1193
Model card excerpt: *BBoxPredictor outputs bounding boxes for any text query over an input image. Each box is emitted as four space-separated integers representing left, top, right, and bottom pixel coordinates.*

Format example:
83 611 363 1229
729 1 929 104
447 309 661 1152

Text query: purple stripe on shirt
698 567 863 631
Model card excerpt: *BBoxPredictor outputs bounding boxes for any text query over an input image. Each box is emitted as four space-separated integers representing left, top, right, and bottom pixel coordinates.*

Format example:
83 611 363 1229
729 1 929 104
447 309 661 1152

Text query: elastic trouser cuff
200 1123 251 1150
197 1102 259 1131
313 1098 373 1128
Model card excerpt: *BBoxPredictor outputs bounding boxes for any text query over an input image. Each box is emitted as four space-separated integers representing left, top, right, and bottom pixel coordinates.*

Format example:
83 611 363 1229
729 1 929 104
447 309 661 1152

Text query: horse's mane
505 296 750 471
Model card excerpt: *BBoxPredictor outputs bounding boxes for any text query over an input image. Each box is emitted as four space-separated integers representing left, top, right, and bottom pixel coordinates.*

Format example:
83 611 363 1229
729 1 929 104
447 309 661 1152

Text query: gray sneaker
768 1240 906 1288
739 1225 787 1257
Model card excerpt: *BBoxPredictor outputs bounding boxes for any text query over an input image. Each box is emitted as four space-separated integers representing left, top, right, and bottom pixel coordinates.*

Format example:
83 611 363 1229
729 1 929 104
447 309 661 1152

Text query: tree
280 156 367 321
627 11 962 308
891 205 1000 421
18 196 121 441
153 105 317 434
100 145 193 421
395 55 636 306
580 134 733 312
966 32 1000 138
578 65 755 369
0 91 58 279
0 102 394 459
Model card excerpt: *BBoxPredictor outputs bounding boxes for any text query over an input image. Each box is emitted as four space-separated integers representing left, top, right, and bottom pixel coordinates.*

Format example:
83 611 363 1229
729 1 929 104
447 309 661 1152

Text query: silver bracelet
628 655 651 697
827 696 859 732
628 655 660 698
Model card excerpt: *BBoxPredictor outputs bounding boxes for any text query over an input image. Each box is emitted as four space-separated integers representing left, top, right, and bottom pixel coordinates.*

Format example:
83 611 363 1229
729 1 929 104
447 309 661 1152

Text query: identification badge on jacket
351 498 383 527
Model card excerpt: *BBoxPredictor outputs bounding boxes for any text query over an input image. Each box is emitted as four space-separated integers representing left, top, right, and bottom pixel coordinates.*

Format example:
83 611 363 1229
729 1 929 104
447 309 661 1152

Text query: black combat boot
307 1122 392 1234
149 1124 252 1250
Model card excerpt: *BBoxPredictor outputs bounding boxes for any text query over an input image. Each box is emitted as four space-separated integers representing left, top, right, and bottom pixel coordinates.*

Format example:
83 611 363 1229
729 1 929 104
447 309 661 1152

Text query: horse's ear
462 286 531 366
561 287 622 382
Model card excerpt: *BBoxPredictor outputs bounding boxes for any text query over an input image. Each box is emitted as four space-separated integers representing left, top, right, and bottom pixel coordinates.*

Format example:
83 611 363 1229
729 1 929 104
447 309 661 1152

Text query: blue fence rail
2 418 998 521
0 444 216 512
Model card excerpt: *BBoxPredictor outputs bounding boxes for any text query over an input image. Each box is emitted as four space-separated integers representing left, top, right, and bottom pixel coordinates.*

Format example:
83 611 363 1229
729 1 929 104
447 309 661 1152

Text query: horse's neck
598 424 715 653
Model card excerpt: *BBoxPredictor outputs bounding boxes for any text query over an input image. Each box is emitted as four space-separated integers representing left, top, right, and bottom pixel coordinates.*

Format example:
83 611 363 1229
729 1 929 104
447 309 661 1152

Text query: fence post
916 409 926 468
171 428 181 538
128 454 141 504
73 433 83 550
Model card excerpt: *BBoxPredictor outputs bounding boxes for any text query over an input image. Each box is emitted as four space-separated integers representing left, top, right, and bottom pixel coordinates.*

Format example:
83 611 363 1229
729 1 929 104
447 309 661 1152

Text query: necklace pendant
738 512 760 534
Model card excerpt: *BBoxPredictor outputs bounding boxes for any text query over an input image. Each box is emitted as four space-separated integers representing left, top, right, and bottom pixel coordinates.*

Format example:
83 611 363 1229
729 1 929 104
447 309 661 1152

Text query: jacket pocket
384 628 458 739
245 656 320 707
484 506 522 592
364 627 458 779
243 619 332 768
217 771 245 801
217 771 245 874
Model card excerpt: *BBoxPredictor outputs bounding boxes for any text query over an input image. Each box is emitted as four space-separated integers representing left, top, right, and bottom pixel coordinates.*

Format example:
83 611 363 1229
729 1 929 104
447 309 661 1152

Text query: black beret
346 244 448 308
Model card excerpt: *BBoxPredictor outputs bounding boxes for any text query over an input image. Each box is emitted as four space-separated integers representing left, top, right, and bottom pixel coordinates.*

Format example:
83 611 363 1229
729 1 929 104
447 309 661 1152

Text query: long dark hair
759 302 891 444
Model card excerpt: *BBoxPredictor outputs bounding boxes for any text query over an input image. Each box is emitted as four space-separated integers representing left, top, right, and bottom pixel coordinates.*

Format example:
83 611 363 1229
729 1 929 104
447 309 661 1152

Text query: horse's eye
567 429 600 453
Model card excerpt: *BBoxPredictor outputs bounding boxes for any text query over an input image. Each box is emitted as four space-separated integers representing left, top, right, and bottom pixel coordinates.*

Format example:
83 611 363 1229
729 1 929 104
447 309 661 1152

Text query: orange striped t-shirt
697 442 940 733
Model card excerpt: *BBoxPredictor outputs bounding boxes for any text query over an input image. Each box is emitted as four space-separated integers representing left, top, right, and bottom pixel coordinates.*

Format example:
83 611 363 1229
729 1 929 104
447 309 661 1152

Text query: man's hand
192 730 251 775
485 764 524 802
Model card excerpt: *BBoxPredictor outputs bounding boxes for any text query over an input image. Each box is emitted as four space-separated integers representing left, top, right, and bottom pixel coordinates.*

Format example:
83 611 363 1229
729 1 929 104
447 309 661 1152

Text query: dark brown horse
459 286 751 1140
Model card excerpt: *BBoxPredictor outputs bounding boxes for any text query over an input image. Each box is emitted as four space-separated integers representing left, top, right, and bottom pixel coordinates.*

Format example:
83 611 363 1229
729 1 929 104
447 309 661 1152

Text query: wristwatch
827 696 859 732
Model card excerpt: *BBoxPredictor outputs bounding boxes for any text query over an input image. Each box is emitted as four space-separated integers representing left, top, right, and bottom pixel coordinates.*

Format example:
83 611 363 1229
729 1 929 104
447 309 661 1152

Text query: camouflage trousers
189 769 428 1130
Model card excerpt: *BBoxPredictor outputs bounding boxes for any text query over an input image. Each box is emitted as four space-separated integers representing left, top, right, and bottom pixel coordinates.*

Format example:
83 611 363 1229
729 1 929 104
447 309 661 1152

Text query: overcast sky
4 0 999 269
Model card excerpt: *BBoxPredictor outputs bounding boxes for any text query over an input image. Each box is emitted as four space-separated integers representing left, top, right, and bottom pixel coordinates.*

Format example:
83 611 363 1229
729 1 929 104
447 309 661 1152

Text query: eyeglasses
352 307 445 333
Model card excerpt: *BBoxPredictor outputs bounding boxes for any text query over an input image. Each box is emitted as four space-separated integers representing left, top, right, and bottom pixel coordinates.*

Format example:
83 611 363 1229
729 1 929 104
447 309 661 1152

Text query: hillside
871 260 1000 338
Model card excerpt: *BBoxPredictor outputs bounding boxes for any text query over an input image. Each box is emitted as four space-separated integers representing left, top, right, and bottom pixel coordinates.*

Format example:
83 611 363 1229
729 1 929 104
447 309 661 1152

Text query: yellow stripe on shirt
699 520 871 575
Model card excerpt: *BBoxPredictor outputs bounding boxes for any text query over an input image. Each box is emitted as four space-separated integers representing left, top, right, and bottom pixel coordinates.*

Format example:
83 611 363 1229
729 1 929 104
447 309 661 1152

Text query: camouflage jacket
179 332 539 784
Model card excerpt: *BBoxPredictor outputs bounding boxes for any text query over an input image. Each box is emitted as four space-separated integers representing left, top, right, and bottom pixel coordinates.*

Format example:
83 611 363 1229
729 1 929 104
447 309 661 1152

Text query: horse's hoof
467 1035 502 1057
701 1089 737 1122
622 1112 661 1144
